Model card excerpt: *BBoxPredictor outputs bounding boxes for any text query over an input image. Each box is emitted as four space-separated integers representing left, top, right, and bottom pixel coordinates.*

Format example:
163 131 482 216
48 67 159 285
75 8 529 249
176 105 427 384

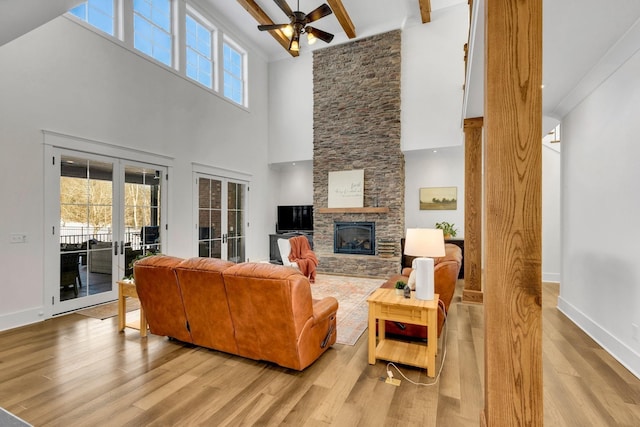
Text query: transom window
133 0 173 67
223 41 245 105
186 14 213 89
70 0 114 36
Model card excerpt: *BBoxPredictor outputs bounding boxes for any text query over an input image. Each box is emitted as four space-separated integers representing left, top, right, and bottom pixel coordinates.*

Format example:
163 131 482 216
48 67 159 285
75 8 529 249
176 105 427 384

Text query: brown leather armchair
380 243 462 339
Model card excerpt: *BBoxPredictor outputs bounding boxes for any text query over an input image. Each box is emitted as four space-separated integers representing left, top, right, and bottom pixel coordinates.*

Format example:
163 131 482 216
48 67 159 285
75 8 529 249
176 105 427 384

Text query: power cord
384 299 449 386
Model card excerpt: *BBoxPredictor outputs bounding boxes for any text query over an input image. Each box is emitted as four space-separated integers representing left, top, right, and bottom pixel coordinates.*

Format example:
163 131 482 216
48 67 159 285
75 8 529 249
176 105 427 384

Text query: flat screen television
277 205 313 233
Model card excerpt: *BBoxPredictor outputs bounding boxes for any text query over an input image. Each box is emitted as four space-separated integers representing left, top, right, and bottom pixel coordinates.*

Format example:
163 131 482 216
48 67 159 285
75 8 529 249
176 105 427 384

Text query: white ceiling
2 0 640 129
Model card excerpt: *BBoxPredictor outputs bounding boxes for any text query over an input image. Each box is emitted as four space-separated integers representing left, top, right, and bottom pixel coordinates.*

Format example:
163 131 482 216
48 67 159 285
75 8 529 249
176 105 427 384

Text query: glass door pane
198 177 222 258
227 181 246 263
122 165 163 278
59 155 114 303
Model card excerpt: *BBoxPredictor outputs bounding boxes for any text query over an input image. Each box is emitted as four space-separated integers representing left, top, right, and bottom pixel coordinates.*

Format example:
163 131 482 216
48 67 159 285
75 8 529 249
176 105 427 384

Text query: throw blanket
288 236 319 283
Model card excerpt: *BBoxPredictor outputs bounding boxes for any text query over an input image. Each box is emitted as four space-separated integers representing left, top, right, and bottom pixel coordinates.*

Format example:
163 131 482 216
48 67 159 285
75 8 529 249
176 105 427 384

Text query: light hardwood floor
1 282 639 426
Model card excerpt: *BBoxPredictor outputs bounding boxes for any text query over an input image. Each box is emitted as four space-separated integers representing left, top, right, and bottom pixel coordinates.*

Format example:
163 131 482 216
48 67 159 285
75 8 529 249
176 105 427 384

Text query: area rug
311 273 383 346
76 298 140 320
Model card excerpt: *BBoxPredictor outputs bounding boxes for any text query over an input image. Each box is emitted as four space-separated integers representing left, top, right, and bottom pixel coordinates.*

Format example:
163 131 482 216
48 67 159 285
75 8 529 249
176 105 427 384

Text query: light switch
10 233 26 243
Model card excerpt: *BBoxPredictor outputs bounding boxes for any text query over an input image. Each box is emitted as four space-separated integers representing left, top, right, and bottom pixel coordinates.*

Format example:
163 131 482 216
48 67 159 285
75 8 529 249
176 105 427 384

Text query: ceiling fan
258 0 334 52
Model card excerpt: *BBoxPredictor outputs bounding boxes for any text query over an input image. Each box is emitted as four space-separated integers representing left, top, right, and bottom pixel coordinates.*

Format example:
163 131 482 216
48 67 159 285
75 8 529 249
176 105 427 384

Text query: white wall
404 147 465 234
0 16 272 330
559 47 640 377
542 142 561 282
268 55 313 164
401 4 468 151
271 161 314 207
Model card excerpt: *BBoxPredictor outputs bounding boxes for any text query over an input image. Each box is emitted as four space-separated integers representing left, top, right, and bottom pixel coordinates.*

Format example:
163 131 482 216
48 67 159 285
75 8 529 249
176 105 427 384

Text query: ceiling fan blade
307 26 334 43
273 0 293 17
306 4 332 23
258 23 289 31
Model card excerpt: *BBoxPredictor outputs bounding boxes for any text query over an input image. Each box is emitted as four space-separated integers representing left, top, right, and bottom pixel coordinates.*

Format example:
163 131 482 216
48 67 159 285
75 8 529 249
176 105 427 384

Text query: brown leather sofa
133 256 339 370
380 243 462 340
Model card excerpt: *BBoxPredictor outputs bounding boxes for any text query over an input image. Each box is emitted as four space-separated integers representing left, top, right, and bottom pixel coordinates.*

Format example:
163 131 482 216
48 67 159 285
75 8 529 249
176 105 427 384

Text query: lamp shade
404 228 446 258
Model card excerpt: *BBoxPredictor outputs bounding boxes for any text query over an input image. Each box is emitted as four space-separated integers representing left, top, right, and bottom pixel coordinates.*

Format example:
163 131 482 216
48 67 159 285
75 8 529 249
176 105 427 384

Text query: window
133 0 173 67
223 41 245 105
185 14 213 88
70 0 115 36
67 0 250 105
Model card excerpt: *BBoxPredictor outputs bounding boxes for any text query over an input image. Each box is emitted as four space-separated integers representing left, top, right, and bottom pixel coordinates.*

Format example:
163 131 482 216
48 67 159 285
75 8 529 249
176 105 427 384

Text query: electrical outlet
385 377 401 386
632 324 639 342
10 233 26 243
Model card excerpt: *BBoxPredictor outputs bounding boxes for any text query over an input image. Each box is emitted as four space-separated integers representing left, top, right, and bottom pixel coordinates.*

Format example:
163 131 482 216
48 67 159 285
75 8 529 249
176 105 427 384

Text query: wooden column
463 117 483 304
482 0 543 425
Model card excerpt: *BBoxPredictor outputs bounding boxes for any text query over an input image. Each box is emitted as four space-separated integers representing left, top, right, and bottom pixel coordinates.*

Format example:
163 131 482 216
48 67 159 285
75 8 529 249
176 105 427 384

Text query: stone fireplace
334 222 375 255
312 30 404 278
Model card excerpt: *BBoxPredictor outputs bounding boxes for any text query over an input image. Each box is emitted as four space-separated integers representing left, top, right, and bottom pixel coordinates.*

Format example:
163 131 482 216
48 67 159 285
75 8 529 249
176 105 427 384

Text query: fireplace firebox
334 222 375 255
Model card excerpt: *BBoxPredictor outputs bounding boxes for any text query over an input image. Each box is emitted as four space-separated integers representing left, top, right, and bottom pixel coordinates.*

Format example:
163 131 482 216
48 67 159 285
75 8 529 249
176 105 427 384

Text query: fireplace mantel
317 207 389 214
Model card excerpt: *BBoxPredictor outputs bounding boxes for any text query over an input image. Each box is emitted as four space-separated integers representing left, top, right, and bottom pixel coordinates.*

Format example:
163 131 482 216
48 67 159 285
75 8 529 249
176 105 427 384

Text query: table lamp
404 228 446 300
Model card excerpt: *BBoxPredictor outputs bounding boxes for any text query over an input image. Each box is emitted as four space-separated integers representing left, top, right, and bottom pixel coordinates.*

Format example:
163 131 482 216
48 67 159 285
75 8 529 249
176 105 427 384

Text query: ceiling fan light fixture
290 38 300 52
307 31 317 45
257 0 334 54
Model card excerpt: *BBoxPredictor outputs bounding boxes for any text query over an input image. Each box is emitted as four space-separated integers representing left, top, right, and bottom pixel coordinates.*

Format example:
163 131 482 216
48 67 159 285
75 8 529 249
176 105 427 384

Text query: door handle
114 241 118 256
120 241 124 254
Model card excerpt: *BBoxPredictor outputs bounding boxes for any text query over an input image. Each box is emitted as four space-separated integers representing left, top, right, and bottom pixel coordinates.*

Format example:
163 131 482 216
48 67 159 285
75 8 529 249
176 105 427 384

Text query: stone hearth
312 30 404 278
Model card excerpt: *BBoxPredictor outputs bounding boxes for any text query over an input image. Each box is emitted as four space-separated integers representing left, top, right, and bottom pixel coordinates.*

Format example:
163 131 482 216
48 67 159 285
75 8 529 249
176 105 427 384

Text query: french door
195 174 246 262
47 148 166 315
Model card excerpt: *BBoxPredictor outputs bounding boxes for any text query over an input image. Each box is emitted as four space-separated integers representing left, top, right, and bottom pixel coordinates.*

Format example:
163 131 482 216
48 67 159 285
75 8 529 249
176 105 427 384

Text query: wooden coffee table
117 280 147 337
367 288 439 377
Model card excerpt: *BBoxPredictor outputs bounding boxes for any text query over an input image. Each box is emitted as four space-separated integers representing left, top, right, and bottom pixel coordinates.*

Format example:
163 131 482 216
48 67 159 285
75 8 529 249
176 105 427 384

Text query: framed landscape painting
419 186 457 210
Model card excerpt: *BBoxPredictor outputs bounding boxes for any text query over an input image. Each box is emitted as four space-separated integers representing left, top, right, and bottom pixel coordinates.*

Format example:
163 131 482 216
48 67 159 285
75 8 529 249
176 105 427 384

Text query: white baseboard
0 306 45 332
542 272 560 282
557 296 640 379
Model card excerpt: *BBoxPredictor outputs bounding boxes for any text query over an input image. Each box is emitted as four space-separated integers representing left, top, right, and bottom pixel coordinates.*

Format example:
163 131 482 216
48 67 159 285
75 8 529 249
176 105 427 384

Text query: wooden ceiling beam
236 0 298 57
419 0 432 23
327 0 356 39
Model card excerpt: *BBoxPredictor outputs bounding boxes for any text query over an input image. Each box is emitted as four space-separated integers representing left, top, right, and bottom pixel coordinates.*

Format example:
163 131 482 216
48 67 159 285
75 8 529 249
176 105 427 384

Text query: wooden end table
117 280 147 337
367 288 439 377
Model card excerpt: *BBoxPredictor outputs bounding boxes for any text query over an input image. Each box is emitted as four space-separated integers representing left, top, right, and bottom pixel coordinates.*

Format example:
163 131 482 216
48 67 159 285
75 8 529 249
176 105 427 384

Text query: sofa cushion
222 263 312 365
222 262 337 370
133 255 193 343
174 257 237 355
